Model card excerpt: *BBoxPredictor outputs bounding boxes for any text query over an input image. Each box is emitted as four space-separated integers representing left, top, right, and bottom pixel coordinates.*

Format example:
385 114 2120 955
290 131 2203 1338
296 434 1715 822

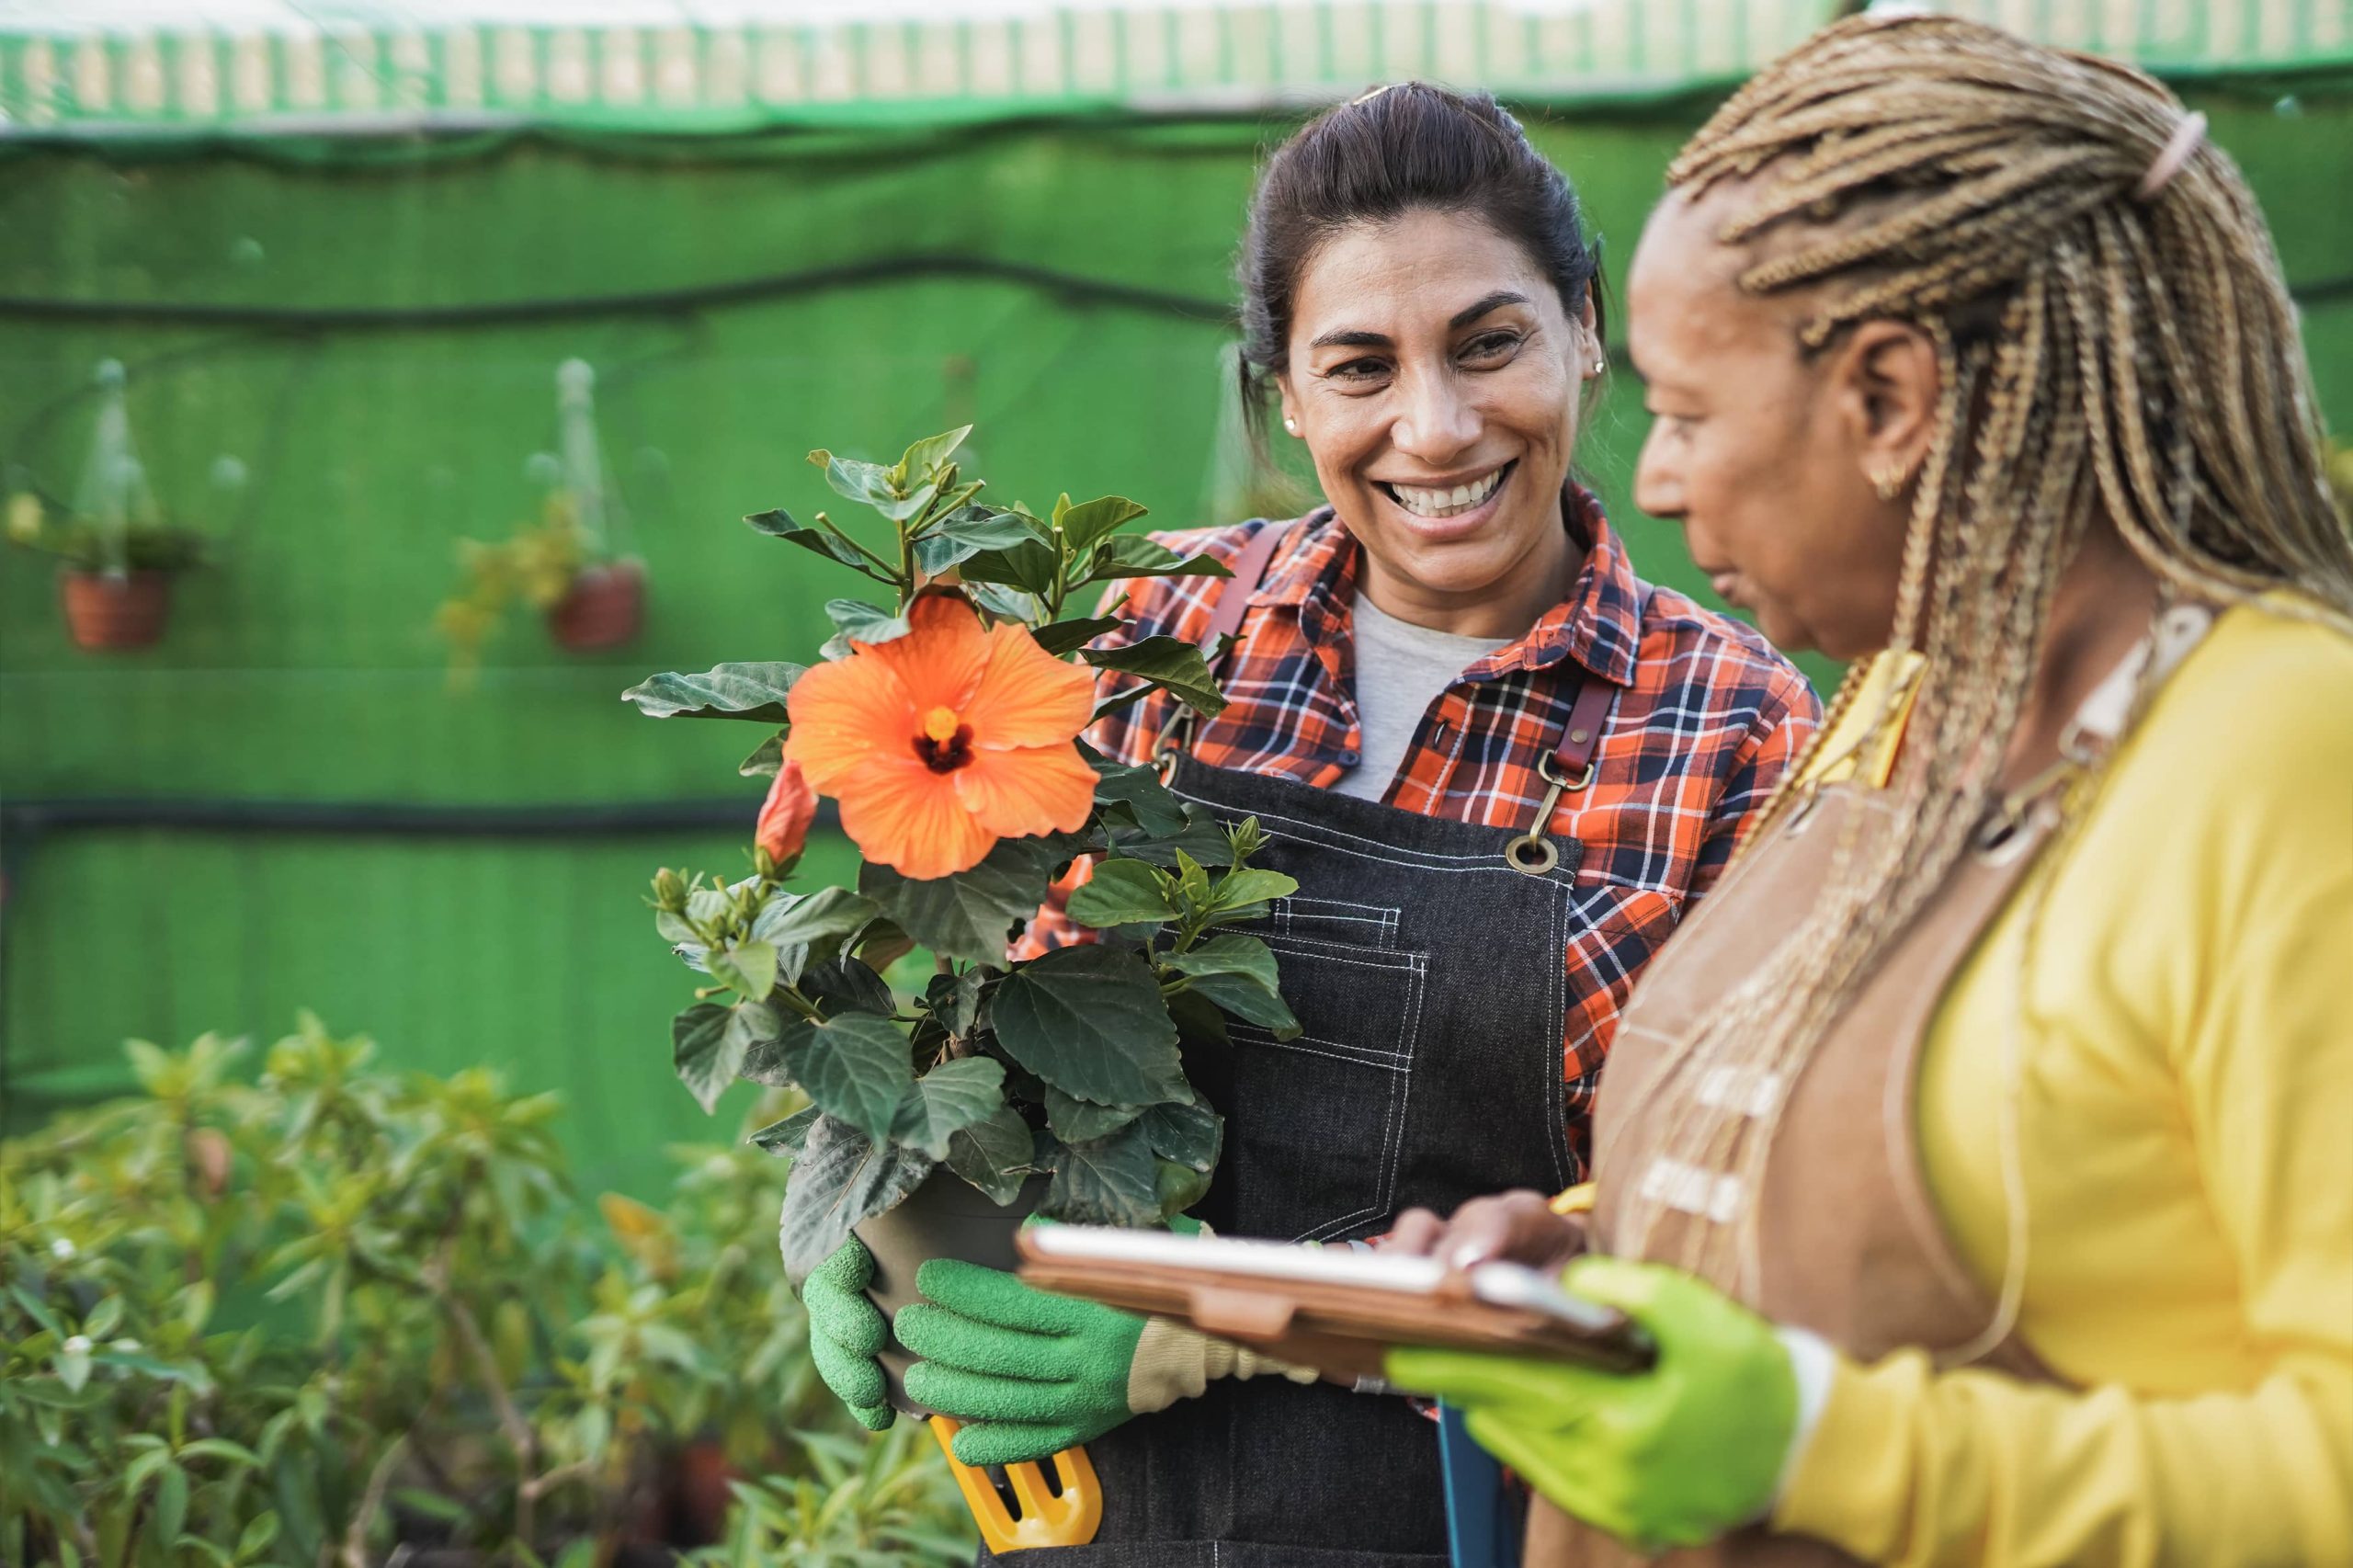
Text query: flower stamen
914 706 975 773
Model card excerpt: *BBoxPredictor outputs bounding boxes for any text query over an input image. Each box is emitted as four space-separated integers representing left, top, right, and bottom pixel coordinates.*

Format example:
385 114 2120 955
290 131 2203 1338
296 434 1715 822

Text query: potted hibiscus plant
626 426 1301 1332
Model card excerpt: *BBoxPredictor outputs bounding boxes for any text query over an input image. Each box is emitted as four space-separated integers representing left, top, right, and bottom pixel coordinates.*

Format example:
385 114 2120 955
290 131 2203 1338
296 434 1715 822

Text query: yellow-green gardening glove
1384 1256 1806 1553
799 1234 895 1432
896 1221 1313 1468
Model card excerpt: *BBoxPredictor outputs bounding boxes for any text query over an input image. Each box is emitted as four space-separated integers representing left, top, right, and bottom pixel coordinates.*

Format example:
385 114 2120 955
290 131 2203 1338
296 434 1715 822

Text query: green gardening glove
799 1234 894 1433
896 1258 1149 1466
1384 1256 1800 1553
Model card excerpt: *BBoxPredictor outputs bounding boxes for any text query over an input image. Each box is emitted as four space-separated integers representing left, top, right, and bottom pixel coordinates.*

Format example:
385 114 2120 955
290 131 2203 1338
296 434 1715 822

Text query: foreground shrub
0 1017 972 1566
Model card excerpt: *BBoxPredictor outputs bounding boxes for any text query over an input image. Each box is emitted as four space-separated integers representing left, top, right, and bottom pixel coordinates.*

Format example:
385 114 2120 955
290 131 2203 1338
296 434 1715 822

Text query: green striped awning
2 1 2345 140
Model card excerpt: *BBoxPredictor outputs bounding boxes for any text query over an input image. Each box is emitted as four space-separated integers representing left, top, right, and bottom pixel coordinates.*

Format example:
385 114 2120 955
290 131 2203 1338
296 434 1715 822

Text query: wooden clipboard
1015 1226 1654 1383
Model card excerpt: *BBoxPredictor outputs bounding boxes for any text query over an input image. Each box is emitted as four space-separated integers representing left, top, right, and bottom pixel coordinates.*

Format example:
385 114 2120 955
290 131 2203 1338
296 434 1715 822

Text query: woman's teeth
1387 466 1506 519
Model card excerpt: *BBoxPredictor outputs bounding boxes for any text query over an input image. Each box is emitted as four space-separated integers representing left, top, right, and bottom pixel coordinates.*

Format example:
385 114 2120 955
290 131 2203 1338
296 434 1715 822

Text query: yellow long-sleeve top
1769 599 2353 1566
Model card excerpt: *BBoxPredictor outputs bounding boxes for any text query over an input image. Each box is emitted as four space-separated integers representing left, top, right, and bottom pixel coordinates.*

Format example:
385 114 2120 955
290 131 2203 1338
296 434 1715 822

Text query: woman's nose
1632 424 1682 519
1390 370 1482 465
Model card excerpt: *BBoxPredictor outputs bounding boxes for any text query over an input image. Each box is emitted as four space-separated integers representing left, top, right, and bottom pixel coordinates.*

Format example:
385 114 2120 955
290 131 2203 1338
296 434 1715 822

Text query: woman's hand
1382 1187 1589 1271
1385 1256 1801 1552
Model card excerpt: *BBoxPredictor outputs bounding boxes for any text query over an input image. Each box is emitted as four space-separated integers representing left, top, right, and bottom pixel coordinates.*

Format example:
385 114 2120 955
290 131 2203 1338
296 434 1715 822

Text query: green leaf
235 1512 280 1564
620 662 803 722
1212 868 1301 915
1043 1122 1164 1228
945 1104 1037 1206
1058 495 1150 551
1164 934 1300 1038
823 598 910 646
1141 1099 1224 1173
779 1014 914 1145
1084 636 1228 718
924 967 985 1038
859 837 1063 964
1165 986 1231 1045
177 1437 261 1469
739 730 786 778
890 1057 1007 1160
810 450 898 507
1063 858 1175 930
1088 754 1189 837
991 945 1187 1107
672 1003 739 1114
1032 615 1122 656
779 1116 936 1279
1084 534 1234 584
744 513 887 579
1155 1158 1213 1218
1174 850 1214 912
959 539 1062 599
799 955 896 1018
896 426 973 481
1109 804 1239 869
707 939 779 1002
54 1345 91 1392
750 1104 821 1156
83 1295 123 1341
752 888 881 983
1043 1085 1145 1143
934 508 1040 551
153 1463 188 1545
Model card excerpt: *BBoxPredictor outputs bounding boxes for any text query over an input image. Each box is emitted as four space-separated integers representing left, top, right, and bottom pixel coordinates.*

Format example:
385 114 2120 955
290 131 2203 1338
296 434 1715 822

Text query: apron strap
1502 676 1615 878
1154 519 1297 774
1199 518 1296 659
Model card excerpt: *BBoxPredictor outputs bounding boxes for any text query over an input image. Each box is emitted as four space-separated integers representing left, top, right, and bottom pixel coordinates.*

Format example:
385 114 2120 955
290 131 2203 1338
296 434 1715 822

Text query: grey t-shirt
1332 592 1509 801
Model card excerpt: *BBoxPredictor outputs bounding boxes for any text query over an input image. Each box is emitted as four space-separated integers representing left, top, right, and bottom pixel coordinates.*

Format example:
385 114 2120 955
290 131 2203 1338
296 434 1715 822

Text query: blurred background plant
0 1016 973 1566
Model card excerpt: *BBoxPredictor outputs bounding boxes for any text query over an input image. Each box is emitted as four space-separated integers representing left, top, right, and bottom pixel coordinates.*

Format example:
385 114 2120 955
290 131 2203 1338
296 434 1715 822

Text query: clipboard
1015 1225 1654 1381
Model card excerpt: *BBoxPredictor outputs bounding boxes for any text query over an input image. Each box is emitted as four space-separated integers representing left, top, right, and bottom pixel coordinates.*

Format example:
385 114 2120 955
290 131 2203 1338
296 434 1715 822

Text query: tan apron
1549 607 2214 1568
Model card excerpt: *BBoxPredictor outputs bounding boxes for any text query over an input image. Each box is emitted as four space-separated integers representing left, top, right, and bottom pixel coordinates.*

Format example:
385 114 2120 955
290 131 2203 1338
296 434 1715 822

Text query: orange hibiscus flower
783 594 1097 880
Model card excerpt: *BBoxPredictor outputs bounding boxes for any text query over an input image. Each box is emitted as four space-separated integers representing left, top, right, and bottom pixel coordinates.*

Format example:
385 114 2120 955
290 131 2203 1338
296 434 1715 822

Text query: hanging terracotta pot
545 559 644 651
59 569 173 650
855 1170 1051 1414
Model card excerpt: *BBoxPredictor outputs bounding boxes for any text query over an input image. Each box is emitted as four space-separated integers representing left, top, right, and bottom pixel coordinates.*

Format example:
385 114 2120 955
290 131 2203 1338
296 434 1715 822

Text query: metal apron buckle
1504 749 1594 877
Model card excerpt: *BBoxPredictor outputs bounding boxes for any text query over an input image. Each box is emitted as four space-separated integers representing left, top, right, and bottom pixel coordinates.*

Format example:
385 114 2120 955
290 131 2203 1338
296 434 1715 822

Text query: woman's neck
1352 505 1584 642
2000 519 2162 788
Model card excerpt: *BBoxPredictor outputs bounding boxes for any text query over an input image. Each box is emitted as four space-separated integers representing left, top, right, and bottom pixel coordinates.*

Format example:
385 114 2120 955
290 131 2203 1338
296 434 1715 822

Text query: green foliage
5 491 207 574
433 490 625 677
632 427 1302 1246
0 1017 974 1566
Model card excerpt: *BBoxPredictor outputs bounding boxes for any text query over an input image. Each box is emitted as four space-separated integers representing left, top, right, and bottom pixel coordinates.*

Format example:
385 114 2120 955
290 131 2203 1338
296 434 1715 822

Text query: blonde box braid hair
1618 14 2353 1303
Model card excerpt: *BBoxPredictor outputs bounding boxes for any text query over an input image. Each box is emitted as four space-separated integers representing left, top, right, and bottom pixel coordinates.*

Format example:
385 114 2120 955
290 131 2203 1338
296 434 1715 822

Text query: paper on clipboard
1015 1226 1654 1382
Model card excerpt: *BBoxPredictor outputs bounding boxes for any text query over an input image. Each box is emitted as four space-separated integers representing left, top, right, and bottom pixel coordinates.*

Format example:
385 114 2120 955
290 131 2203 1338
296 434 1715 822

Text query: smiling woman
796 81 1823 1565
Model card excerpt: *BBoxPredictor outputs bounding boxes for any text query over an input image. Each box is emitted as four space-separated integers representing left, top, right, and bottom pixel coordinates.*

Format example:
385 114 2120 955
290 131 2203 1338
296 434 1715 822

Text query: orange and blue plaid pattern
1026 488 1820 1176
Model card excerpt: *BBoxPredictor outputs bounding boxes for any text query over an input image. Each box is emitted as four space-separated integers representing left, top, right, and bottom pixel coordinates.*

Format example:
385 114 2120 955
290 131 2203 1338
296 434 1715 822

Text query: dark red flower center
914 722 975 774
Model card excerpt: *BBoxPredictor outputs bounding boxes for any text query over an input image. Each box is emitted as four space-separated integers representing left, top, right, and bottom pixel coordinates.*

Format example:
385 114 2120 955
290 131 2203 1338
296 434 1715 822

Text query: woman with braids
1385 15 2353 1565
794 84 1819 1561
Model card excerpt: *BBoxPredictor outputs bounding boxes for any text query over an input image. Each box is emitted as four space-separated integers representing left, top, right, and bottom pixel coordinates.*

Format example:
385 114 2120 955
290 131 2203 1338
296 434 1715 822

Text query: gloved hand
799 1234 894 1432
1384 1256 1800 1552
896 1220 1311 1467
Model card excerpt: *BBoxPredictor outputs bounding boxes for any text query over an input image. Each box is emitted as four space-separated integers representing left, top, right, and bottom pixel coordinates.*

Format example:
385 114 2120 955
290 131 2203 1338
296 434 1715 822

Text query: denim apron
986 521 1617 1566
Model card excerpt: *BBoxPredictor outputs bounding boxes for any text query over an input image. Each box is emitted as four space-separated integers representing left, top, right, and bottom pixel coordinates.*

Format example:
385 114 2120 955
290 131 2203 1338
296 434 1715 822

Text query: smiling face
1275 209 1598 638
1626 189 1929 659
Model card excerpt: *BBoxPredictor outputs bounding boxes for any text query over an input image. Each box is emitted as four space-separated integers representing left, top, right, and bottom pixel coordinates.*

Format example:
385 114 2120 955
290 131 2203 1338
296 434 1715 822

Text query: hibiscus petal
784 652 915 790
868 594 991 714
954 741 1099 842
834 756 997 881
962 622 1097 749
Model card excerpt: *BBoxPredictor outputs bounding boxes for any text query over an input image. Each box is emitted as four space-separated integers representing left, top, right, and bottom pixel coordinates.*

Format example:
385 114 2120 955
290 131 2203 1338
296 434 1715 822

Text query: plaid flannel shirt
1025 489 1820 1176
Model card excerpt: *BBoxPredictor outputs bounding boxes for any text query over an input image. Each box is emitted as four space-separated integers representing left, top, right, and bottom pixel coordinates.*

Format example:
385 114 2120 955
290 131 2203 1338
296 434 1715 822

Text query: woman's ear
1835 321 1938 492
1274 369 1302 436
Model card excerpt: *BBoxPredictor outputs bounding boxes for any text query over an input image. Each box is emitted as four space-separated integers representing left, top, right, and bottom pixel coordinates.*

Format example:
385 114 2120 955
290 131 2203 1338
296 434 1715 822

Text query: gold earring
1870 462 1909 502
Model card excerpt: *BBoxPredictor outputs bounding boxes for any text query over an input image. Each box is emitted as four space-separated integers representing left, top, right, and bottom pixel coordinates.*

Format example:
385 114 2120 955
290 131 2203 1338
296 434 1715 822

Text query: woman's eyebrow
1449 290 1531 329
1308 290 1532 351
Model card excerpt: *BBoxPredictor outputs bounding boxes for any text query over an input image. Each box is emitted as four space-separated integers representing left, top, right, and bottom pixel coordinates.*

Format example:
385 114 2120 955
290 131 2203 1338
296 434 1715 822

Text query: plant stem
774 986 825 1024
339 1431 409 1568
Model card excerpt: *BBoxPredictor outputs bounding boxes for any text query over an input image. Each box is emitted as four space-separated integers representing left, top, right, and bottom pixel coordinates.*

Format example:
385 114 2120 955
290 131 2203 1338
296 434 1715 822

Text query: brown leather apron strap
1502 676 1615 877
1154 520 1295 775
1199 517 1295 658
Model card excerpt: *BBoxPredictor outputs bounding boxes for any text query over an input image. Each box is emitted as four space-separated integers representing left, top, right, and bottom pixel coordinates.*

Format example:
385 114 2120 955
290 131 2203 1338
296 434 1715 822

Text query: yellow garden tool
927 1417 1103 1550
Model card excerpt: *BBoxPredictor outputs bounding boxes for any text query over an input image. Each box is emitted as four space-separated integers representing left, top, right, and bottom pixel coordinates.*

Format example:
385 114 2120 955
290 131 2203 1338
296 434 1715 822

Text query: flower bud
651 867 688 914
756 757 817 868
